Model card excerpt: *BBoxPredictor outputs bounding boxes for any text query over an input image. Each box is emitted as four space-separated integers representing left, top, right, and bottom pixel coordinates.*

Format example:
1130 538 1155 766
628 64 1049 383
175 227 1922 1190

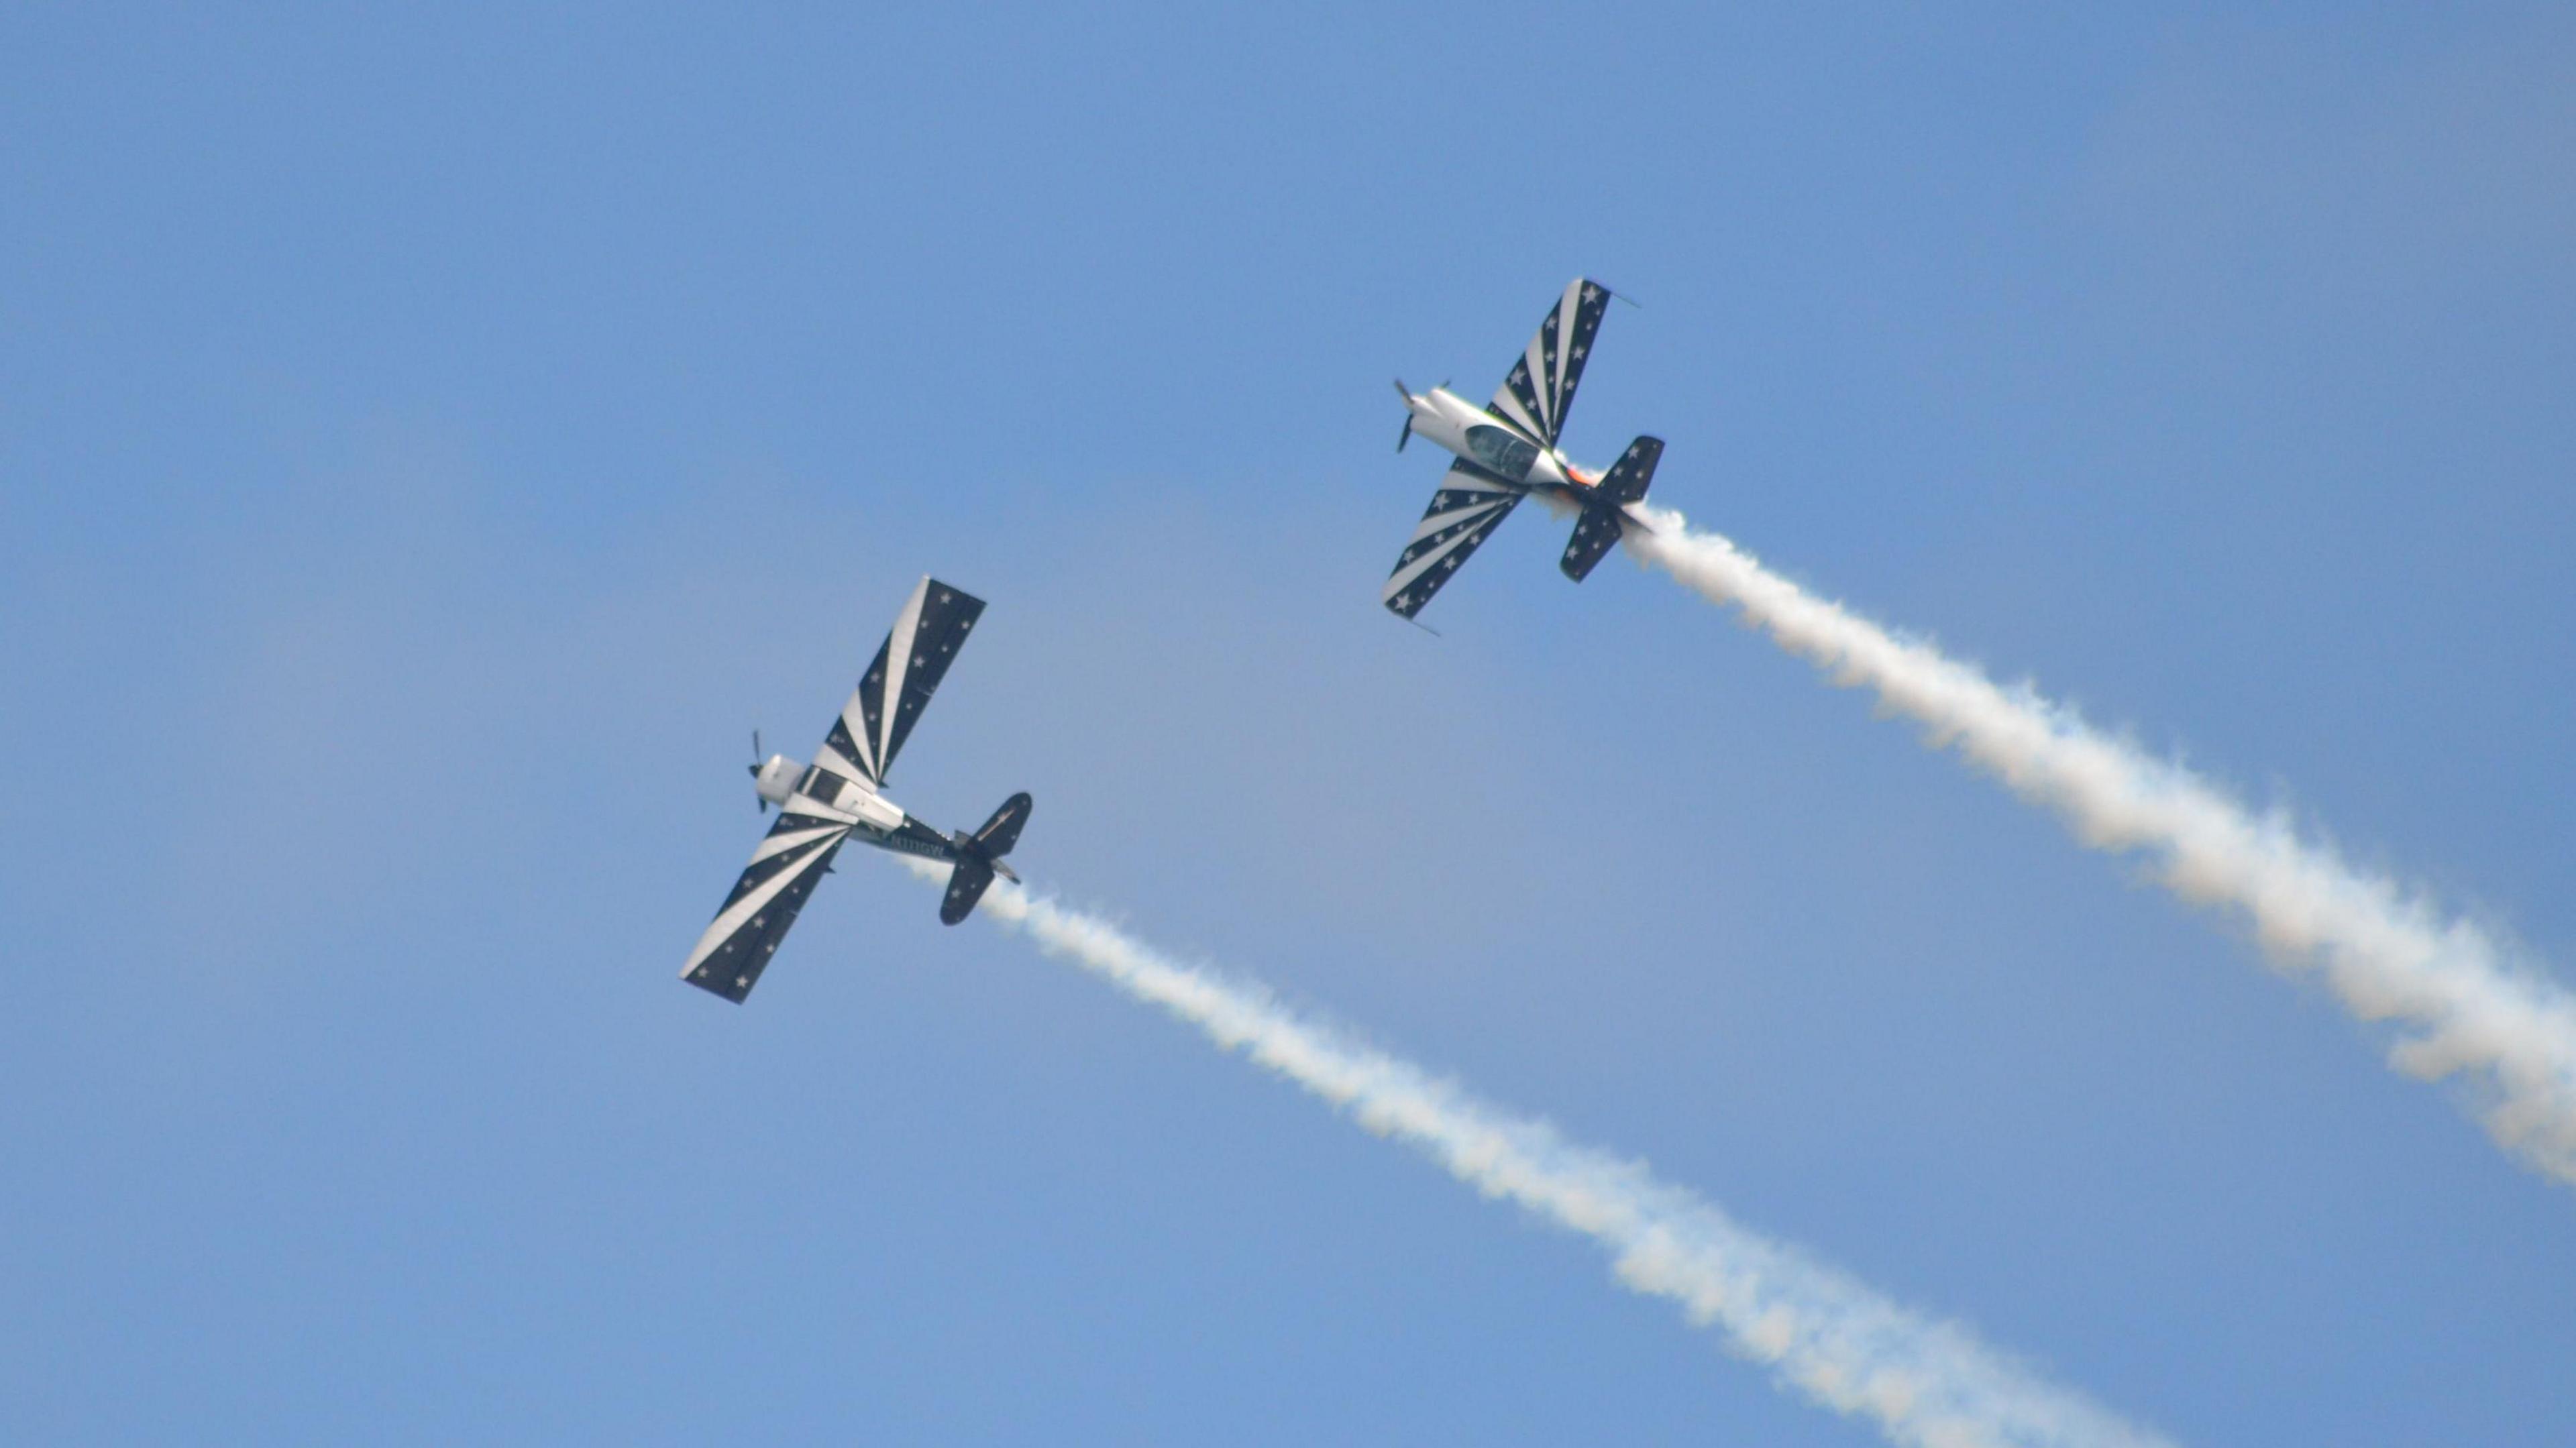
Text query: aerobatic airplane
680 575 1032 1003
1382 277 1664 620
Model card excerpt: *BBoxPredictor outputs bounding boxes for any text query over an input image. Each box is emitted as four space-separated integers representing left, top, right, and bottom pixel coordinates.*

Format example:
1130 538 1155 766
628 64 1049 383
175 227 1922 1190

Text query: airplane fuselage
752 751 985 869
1399 386 1598 492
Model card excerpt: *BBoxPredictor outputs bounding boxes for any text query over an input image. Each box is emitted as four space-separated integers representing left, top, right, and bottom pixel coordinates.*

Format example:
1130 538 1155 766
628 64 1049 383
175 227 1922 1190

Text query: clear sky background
7 5 2575 1444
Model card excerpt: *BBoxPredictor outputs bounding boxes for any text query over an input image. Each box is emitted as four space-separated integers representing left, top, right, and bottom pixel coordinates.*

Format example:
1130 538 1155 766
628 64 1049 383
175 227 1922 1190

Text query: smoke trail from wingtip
1625 505 2576 1187
914 862 2171 1448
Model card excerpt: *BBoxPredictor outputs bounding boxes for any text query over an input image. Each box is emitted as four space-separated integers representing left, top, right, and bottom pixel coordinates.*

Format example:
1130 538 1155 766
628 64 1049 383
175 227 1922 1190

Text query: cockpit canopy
1462 423 1540 482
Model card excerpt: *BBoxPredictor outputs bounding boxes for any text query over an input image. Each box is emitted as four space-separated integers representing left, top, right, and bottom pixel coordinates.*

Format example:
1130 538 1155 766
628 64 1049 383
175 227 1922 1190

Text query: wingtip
680 967 751 1004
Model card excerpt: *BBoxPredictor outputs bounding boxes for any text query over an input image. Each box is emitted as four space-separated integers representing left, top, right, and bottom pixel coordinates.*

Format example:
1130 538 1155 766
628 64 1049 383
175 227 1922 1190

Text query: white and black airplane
1383 278 1664 620
682 575 1031 1003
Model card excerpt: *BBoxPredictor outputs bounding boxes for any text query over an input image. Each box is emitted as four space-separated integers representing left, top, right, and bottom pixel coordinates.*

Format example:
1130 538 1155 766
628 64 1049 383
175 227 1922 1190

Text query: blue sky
7 5 2575 1443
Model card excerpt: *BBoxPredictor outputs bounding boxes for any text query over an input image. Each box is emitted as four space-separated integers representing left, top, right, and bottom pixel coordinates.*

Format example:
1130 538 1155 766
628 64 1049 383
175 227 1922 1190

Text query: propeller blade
1397 415 1411 452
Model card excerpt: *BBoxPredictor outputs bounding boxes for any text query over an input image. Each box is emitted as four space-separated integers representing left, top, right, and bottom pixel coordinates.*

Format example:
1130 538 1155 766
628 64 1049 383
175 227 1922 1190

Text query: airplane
680 575 1032 1003
1382 277 1665 620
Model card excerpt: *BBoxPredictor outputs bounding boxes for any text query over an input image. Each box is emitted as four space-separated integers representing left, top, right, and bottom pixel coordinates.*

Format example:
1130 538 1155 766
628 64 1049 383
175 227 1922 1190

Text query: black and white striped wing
682 803 855 1003
813 576 986 788
1487 278 1611 448
1382 460 1523 620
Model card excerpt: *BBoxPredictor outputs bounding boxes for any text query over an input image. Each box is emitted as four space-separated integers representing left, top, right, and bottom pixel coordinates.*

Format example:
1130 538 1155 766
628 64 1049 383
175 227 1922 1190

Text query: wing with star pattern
812 577 986 789
1487 278 1611 449
1381 459 1524 620
681 799 856 1003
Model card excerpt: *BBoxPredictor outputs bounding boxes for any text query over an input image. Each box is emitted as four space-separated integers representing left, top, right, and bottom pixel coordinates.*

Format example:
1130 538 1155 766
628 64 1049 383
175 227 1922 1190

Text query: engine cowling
753 754 803 807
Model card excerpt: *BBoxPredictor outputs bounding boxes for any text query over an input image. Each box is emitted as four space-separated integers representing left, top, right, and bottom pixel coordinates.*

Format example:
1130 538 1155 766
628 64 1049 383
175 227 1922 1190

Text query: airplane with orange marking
1382 278 1665 620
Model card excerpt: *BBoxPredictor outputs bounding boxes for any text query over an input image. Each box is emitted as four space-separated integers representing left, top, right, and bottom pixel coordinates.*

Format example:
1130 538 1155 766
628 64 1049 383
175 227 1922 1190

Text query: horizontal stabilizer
1560 510 1623 582
1556 433 1658 579
941 855 996 926
1598 435 1662 506
973 791 1033 858
1562 436 1662 583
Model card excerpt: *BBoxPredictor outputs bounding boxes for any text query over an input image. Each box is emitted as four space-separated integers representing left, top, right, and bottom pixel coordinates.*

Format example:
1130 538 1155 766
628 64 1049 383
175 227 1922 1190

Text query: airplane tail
1561 436 1664 582
939 791 1034 925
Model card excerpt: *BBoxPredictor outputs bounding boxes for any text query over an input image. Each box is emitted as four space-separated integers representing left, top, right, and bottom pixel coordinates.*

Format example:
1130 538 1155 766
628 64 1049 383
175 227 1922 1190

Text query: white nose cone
754 755 803 806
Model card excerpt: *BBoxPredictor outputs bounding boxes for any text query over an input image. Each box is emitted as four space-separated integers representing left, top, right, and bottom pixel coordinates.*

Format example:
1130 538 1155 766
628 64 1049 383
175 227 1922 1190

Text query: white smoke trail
1626 505 2576 1185
912 862 2171 1448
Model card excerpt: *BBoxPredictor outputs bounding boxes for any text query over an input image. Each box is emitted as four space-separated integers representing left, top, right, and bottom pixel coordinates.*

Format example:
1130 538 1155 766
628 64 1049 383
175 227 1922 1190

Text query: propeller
748 729 767 813
1393 378 1412 452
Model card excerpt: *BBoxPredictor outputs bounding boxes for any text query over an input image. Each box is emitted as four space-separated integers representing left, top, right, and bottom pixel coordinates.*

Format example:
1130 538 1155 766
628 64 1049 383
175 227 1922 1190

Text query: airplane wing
682 800 856 1002
813 576 986 788
1487 278 1612 448
1382 460 1524 619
